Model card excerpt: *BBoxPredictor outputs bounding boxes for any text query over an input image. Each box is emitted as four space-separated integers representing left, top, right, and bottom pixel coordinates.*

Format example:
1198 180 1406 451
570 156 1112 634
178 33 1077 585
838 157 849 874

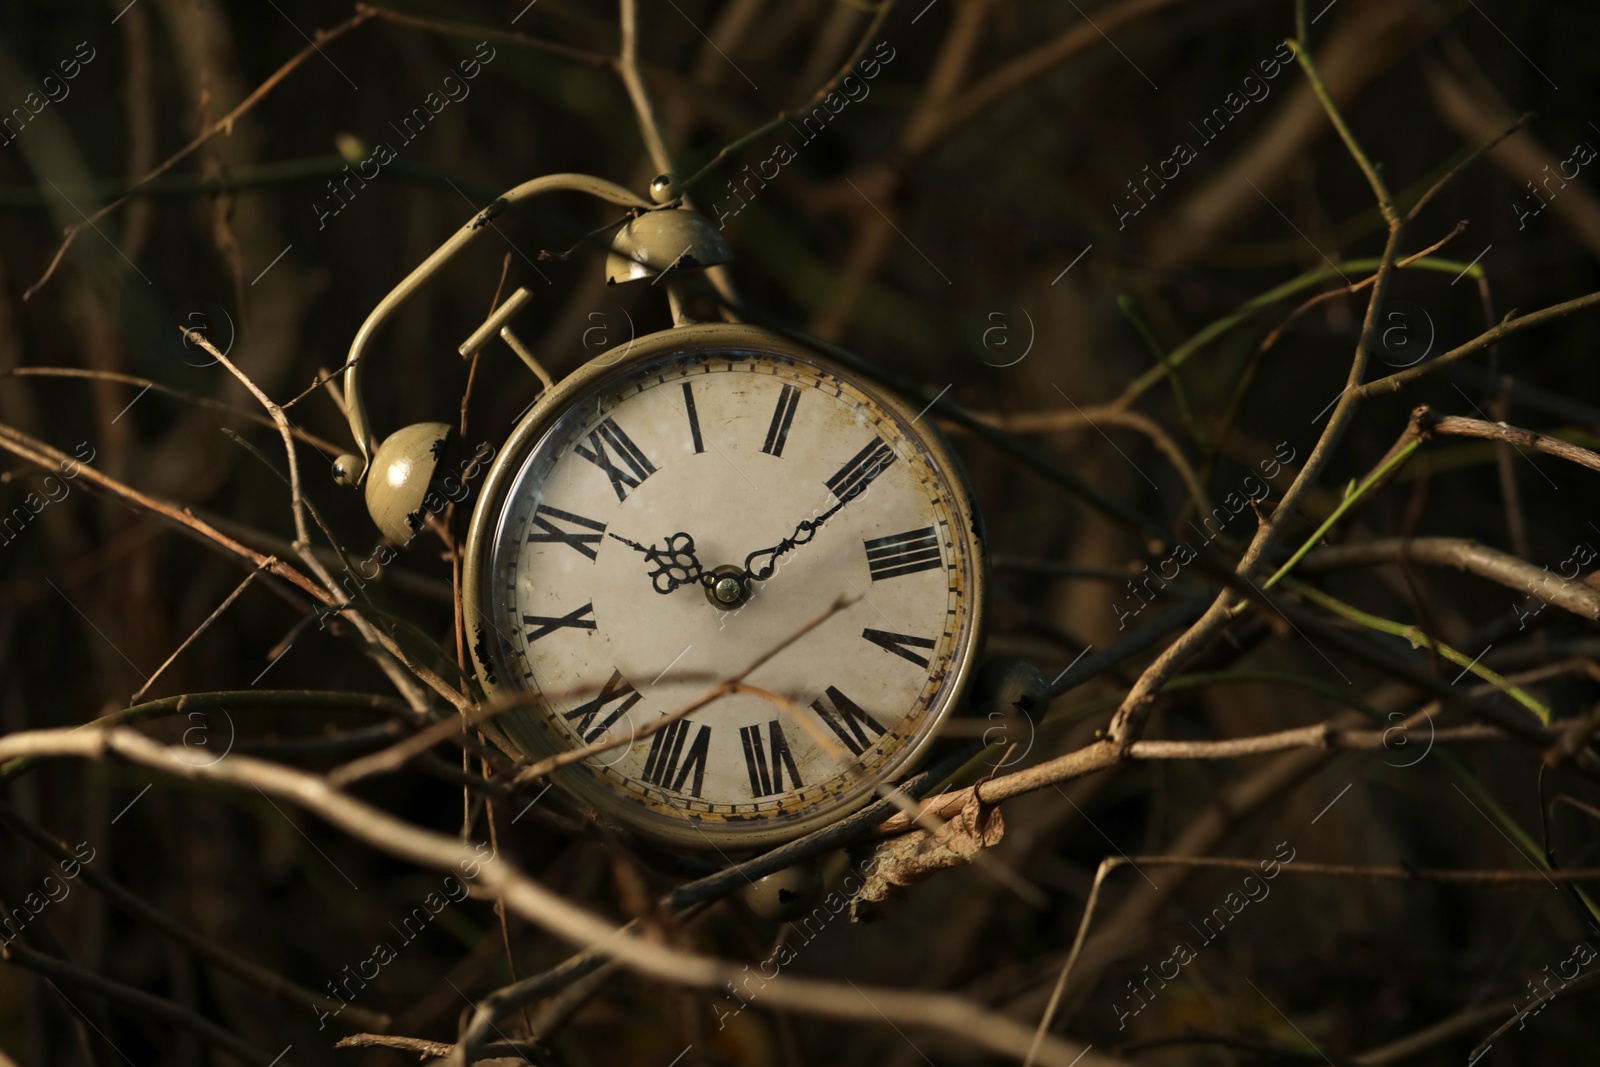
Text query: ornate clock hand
740 496 849 583
607 531 712 594
606 531 652 554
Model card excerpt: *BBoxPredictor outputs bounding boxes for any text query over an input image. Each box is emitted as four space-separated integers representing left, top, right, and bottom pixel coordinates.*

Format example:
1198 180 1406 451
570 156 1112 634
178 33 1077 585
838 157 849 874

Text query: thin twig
617 0 673 177
335 1032 548 1060
1358 289 1600 396
0 940 292 1066
129 559 272 703
0 801 390 1031
355 3 612 68
23 10 375 299
1100 25 1413 749
966 404 1212 516
1288 18 1395 221
1113 255 1484 410
1302 536 1600 621
1286 578 1552 723
1254 221 1468 356
680 0 904 192
1026 851 1600 1067
0 727 1111 1067
0 421 326 601
182 330 448 716
1404 111 1534 223
1419 407 1600 475
4 368 345 453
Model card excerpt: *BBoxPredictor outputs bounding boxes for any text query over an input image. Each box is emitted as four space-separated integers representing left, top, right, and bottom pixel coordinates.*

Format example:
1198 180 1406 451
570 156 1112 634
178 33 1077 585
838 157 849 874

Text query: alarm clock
333 172 987 848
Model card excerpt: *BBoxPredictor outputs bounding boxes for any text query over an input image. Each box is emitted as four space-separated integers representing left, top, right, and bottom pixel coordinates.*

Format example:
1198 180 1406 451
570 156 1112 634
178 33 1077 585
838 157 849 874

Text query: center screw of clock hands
704 565 749 609
606 531 751 608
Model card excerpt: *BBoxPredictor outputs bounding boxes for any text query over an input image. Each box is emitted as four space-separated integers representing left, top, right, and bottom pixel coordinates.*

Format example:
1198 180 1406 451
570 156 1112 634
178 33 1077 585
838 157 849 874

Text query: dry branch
0 800 390 1031
23 9 375 299
0 939 291 1066
0 726 1110 1067
1303 537 1600 620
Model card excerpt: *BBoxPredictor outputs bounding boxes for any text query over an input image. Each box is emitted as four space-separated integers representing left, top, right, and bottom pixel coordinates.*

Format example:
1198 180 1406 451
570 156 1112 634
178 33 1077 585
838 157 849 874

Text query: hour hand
608 531 708 594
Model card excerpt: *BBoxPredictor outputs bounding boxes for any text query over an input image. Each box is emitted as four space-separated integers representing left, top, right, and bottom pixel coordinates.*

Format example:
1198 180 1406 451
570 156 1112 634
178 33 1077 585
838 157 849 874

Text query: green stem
1289 10 1395 222
1264 439 1421 589
1115 257 1481 408
1284 579 1551 724
1440 751 1600 923
1118 294 1207 449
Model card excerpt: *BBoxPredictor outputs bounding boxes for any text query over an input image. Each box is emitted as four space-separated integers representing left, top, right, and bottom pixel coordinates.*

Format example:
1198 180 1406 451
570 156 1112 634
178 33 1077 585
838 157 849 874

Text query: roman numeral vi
810 685 888 757
740 720 803 797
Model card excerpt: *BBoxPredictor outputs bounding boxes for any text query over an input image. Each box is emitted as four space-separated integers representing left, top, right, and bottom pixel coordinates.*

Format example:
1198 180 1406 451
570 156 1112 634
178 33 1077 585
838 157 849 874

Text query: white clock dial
468 331 983 847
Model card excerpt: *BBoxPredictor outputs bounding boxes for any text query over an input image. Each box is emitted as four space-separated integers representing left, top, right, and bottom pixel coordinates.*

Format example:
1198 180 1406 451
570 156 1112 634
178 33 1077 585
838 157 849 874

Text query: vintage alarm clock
332 172 989 849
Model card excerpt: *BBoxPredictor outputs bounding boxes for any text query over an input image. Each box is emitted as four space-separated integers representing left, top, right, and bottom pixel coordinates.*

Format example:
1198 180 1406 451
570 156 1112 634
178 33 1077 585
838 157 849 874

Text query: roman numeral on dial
682 382 705 454
862 628 936 668
522 603 595 642
740 720 803 797
810 685 888 757
562 668 641 742
574 417 657 502
641 719 711 798
865 527 941 580
526 505 606 559
825 437 897 503
761 384 801 457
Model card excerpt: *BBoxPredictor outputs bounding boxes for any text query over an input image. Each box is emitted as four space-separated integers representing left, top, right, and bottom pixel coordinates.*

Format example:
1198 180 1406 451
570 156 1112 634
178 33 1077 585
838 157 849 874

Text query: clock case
462 321 989 849
334 173 988 849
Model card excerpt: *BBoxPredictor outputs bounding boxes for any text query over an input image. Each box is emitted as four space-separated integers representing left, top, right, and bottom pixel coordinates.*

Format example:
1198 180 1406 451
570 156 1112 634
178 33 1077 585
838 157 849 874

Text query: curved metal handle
341 172 655 482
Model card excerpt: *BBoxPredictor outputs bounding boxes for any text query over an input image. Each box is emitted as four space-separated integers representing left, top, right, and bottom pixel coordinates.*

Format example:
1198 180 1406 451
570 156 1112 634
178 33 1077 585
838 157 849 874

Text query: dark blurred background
3 0 1600 1064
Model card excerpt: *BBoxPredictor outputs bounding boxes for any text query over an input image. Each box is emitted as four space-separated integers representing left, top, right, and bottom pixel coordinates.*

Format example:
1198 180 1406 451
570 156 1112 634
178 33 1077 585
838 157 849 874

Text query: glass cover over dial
472 338 983 847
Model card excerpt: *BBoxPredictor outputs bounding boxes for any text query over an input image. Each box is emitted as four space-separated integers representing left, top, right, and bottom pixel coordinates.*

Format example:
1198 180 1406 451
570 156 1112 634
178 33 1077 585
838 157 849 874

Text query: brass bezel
462 322 987 849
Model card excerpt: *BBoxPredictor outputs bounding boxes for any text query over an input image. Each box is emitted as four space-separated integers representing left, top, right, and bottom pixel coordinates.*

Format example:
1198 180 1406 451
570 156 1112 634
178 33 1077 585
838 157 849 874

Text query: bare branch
1359 289 1600 396
1419 406 1600 476
0 939 292 1066
1303 536 1600 621
130 559 271 703
22 9 375 299
0 727 1110 1067
0 800 390 1031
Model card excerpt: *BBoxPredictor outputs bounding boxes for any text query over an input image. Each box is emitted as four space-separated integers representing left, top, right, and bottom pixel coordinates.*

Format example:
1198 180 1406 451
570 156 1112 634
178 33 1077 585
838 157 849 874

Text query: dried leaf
851 797 1004 917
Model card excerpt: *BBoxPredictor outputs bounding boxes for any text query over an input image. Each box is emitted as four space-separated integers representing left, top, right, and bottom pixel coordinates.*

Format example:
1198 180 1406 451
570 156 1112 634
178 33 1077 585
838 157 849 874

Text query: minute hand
741 497 849 583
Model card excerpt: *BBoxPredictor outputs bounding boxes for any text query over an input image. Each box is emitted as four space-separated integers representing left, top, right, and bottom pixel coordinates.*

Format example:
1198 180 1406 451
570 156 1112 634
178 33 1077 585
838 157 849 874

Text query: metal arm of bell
333 172 734 544
335 172 657 491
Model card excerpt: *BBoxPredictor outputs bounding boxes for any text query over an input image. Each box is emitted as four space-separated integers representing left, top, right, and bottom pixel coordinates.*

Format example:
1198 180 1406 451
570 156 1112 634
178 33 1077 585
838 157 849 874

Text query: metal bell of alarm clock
332 172 989 849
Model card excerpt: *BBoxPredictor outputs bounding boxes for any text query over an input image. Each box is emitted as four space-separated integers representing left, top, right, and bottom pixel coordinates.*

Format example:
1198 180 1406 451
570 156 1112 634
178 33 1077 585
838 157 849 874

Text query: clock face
466 327 984 847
